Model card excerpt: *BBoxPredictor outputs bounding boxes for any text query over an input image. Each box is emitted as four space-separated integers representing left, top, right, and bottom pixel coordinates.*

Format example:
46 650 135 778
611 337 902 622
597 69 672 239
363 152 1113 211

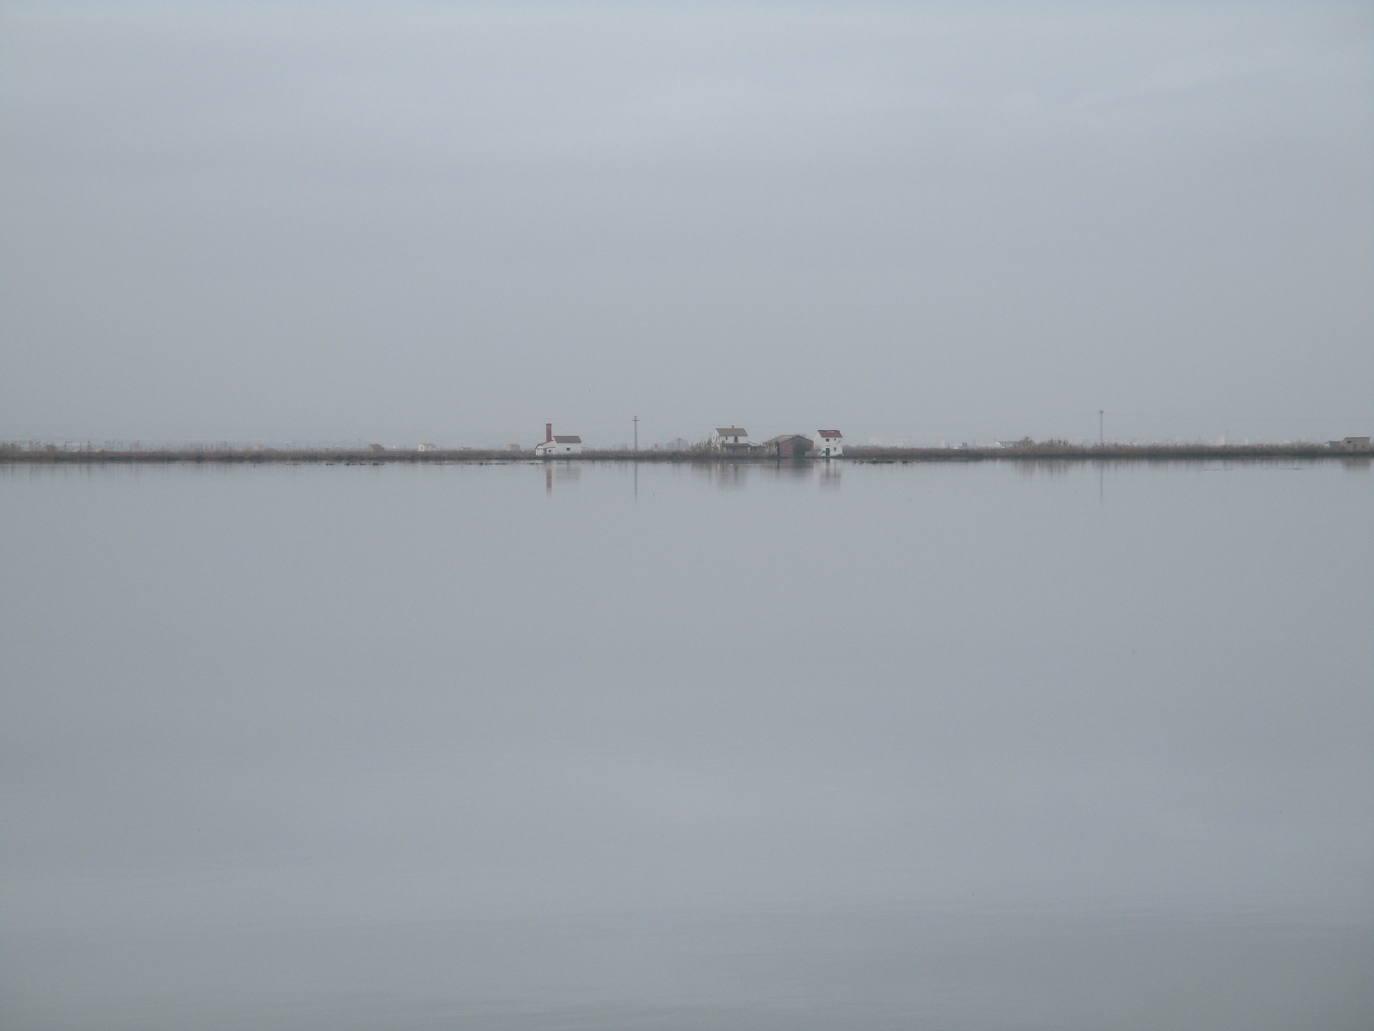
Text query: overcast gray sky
2 0 1370 447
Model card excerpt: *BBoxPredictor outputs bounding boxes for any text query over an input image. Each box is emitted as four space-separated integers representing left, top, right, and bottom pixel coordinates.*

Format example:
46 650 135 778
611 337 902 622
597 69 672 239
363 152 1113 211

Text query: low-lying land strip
1 443 1364 464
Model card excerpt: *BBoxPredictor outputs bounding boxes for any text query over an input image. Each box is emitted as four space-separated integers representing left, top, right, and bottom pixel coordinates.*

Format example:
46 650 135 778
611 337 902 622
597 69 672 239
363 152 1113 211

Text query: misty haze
1 0 1370 447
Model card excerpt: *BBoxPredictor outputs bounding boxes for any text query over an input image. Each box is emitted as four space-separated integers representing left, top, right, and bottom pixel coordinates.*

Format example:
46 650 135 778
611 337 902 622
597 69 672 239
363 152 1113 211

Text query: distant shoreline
2 443 1368 464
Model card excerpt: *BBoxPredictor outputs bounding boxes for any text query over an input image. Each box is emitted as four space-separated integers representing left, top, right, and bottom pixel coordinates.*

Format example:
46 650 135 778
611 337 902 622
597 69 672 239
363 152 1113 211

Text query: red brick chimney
545 423 553 443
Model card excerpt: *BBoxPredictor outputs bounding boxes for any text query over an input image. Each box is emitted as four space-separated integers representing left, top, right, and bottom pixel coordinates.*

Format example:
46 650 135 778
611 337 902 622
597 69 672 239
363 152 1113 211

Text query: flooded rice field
3 459 1371 1029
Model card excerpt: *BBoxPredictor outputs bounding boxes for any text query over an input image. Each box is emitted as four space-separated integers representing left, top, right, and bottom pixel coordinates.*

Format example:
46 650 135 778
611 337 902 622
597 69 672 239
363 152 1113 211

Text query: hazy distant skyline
3 1 1371 447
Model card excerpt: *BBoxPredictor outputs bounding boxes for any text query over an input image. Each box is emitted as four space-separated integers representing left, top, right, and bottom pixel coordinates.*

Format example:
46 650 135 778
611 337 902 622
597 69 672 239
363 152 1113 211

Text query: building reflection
541 461 582 495
537 457 853 495
695 461 751 490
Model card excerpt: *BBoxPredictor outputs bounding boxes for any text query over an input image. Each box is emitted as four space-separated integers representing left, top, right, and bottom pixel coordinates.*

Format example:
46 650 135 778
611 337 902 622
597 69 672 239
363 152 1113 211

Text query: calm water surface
3 460 1371 1029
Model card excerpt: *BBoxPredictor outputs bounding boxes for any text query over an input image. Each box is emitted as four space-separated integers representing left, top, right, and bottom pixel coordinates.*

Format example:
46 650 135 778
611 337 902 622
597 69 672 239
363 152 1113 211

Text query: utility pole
633 415 639 452
1098 409 1104 446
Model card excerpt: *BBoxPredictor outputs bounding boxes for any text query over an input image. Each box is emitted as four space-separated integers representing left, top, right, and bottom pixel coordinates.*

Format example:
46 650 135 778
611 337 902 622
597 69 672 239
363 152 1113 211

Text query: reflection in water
539 459 847 496
1013 458 1073 478
684 459 845 491
698 461 751 490
542 460 583 495
535 458 856 497
2 460 1372 1031
769 458 815 481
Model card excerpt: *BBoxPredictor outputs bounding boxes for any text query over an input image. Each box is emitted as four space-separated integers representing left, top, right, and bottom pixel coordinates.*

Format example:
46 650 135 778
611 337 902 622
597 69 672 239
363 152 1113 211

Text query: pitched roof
552 435 581 443
817 429 842 438
715 427 747 436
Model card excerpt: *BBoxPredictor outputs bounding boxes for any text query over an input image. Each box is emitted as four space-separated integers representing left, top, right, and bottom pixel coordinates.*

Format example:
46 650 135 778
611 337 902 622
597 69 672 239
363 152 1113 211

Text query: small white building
534 423 582 456
710 426 752 451
814 429 843 457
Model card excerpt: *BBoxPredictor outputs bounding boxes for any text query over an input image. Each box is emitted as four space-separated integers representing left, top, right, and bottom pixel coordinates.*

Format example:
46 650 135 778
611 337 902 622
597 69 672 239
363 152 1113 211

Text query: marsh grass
0 442 1360 464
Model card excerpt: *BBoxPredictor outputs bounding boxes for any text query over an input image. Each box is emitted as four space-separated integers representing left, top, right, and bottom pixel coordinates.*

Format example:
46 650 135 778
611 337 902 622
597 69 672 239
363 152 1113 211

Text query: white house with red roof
813 429 843 457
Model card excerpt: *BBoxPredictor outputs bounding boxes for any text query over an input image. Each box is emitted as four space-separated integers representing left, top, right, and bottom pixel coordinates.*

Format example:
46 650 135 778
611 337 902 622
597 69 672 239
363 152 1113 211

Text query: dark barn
763 434 814 459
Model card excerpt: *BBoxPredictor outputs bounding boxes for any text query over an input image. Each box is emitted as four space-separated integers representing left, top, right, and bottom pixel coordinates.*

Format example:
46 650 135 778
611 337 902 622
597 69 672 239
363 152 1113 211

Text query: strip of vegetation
846 442 1353 461
1 441 1363 463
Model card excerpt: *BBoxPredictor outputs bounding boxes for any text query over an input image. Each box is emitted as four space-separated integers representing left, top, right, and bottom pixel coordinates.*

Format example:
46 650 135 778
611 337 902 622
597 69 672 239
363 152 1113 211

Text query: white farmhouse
710 426 752 452
814 429 843 457
534 423 583 456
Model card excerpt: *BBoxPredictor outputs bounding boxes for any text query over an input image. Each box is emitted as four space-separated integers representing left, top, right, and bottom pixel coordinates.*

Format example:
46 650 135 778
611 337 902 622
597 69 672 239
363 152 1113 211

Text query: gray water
3 459 1371 1030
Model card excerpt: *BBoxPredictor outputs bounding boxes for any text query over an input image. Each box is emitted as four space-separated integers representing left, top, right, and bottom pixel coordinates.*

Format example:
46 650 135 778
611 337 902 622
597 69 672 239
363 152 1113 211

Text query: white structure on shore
710 427 752 452
814 429 843 457
534 423 582 456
